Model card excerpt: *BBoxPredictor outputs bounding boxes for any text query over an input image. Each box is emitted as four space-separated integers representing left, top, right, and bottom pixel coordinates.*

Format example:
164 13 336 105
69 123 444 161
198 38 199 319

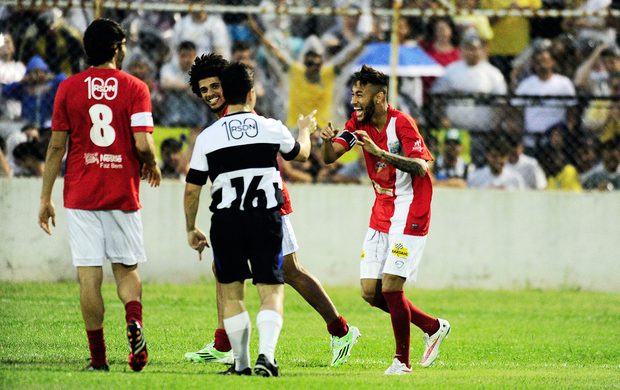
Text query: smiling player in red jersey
321 65 451 375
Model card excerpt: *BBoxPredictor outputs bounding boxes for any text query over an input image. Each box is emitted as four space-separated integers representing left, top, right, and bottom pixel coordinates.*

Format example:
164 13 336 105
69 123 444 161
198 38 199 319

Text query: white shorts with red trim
359 228 427 282
66 208 147 267
281 214 299 256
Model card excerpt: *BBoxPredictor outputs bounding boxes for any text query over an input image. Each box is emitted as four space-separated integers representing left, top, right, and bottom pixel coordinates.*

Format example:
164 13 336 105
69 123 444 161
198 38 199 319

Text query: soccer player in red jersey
38 19 161 372
183 53 360 367
321 65 451 374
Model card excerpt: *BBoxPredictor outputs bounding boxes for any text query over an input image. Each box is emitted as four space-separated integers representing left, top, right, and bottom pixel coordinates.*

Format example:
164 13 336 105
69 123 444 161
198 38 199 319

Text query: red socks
125 301 143 326
370 291 440 335
214 328 232 352
86 327 107 367
327 315 349 338
382 291 411 367
407 300 439 335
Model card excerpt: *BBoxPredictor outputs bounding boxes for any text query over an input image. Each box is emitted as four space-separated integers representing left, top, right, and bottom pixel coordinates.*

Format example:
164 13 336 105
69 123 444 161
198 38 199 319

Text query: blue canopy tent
355 42 445 77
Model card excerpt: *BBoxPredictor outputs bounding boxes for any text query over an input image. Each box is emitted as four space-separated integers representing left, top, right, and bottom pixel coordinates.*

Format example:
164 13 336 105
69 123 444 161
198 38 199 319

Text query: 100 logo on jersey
222 118 259 140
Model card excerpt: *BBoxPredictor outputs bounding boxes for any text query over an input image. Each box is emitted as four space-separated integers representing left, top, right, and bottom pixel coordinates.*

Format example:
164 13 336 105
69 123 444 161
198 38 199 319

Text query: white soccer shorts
281 214 299 257
66 209 147 267
359 228 427 282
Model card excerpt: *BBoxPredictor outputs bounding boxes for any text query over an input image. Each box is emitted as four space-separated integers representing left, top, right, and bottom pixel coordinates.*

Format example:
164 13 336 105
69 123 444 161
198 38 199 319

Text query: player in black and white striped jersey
183 62 317 376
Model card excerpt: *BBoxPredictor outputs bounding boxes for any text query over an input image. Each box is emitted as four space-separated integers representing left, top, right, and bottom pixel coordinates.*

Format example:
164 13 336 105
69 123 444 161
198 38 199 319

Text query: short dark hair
304 50 322 61
21 123 38 133
178 41 197 53
161 138 183 154
188 53 229 99
352 65 389 97
220 62 254 105
505 132 524 149
84 19 126 66
232 40 251 55
13 141 44 162
488 139 512 156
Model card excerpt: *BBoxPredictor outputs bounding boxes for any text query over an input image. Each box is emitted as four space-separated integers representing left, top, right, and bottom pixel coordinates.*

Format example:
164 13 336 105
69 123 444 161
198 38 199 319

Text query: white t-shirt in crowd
432 60 507 132
578 0 615 44
467 165 526 190
513 74 577 133
0 60 26 119
507 154 547 190
172 14 231 60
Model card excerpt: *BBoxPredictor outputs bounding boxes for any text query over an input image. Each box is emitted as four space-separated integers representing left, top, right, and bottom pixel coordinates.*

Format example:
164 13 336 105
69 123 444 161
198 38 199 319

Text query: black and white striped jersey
186 111 300 212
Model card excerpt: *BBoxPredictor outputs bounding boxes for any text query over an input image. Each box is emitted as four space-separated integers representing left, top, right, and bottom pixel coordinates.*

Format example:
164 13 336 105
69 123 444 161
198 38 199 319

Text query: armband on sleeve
333 131 357 151
186 169 209 186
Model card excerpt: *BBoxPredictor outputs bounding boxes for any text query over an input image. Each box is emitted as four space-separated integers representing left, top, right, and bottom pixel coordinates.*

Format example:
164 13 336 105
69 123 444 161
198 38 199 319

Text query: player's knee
361 290 377 305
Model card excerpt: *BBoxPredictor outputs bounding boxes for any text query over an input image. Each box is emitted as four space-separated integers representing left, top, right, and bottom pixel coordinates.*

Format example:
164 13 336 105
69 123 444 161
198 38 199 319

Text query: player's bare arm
320 122 347 164
354 130 428 178
293 110 318 162
133 132 162 187
38 131 68 235
183 182 209 260
0 147 11 177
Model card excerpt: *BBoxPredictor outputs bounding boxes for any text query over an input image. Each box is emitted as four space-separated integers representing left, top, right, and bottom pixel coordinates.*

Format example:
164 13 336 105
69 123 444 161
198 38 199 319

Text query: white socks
223 311 251 371
256 310 283 365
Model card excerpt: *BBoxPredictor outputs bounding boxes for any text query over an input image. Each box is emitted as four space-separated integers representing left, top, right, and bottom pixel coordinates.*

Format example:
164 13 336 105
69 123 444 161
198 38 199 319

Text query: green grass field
1 283 619 389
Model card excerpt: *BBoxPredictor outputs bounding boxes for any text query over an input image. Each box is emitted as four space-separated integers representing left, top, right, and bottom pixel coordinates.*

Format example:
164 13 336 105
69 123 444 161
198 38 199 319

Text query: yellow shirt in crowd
546 165 582 192
286 62 336 129
481 0 542 56
452 15 494 42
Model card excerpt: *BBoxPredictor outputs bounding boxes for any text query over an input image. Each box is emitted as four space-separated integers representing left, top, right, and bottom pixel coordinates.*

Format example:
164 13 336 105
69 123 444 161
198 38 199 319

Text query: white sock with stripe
223 311 251 371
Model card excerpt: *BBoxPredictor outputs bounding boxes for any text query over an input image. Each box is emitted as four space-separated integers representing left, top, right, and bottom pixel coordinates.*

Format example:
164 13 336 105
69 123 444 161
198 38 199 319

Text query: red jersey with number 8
52 68 154 211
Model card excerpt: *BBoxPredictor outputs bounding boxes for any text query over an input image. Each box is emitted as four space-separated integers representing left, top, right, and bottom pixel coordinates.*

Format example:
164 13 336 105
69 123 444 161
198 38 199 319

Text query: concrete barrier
1 178 618 291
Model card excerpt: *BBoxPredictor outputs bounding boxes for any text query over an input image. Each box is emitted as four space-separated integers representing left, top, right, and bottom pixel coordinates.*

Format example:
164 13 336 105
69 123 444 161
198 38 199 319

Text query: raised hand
297 109 318 134
319 121 340 141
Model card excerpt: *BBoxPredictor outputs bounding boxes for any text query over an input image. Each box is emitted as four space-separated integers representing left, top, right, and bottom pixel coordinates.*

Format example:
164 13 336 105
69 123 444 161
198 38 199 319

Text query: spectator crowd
1 0 619 192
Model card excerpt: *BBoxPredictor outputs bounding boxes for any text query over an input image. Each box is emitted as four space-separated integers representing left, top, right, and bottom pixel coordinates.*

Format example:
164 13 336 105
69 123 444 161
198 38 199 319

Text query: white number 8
89 104 115 147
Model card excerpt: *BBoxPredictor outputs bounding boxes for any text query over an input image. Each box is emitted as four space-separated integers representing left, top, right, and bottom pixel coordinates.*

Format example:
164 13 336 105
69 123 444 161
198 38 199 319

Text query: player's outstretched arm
39 131 68 235
133 132 162 187
183 183 209 260
354 130 428 177
320 122 347 164
292 110 318 162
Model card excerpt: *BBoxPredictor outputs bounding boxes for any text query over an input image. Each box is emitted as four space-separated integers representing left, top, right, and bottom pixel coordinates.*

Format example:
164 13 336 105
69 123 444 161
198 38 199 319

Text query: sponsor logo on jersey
412 139 423 152
391 243 409 258
375 161 387 174
100 154 123 163
395 260 404 269
372 180 394 196
388 141 401 155
84 153 99 165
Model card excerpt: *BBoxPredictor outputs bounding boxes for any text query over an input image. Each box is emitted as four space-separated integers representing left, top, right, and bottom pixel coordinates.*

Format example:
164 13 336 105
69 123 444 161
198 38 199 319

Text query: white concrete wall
1 179 619 291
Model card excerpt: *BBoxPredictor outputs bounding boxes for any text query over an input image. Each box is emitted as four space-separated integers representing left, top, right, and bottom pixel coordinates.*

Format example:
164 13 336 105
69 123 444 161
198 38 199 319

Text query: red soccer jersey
334 105 434 236
52 68 154 211
221 106 292 215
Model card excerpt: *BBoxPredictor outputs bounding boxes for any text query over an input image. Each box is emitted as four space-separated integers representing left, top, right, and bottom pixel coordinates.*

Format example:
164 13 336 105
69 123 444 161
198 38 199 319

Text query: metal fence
1 0 619 190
